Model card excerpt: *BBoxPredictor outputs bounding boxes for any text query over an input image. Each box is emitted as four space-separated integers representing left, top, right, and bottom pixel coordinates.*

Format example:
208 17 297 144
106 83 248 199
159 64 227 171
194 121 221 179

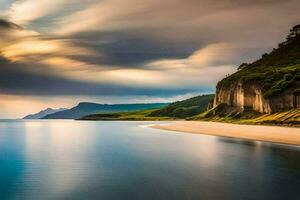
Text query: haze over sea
1 120 300 200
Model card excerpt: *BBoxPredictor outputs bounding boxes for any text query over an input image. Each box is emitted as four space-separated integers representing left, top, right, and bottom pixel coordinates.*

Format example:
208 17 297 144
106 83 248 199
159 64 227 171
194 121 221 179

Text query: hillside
23 108 66 119
43 102 168 119
149 94 214 118
80 109 174 121
192 104 300 126
80 94 214 120
213 25 300 116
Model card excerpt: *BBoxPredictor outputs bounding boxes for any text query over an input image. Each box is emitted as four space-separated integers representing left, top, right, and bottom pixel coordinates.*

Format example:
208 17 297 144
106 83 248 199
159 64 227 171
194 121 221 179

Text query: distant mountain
42 102 169 119
23 108 67 119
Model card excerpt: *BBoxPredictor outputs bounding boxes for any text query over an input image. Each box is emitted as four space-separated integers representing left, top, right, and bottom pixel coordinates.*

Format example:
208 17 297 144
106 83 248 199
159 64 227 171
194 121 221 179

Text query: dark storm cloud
0 19 20 29
0 57 206 96
73 31 200 66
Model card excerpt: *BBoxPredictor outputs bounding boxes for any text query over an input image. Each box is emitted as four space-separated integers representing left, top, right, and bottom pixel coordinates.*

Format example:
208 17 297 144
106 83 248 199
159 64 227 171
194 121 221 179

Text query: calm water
0 120 300 200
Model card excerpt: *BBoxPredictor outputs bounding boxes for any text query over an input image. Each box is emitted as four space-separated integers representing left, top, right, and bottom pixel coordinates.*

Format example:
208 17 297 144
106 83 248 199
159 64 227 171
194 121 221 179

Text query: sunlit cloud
6 0 72 25
39 57 172 87
55 0 153 35
0 20 39 47
3 38 61 61
2 37 96 62
146 43 239 70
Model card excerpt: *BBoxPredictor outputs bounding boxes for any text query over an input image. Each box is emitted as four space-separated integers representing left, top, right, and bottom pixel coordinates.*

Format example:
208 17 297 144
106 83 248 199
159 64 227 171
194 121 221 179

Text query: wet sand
152 121 300 146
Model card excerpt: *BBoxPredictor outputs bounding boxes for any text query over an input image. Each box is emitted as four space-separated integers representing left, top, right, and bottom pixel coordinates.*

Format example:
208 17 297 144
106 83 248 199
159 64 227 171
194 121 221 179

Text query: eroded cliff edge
214 81 300 114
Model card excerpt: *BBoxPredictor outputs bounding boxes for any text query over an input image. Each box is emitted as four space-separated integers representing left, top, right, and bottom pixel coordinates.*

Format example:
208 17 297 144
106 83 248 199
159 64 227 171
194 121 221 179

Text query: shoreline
151 121 300 146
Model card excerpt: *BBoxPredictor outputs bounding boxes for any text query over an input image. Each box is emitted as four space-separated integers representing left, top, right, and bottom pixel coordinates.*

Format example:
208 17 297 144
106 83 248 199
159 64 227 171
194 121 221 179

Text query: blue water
0 120 300 200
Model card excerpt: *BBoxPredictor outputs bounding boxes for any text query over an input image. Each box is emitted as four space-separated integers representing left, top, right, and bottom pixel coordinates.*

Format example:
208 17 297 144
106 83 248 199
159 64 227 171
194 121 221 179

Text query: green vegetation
80 109 174 121
191 103 260 122
293 88 300 94
218 35 300 99
241 109 300 126
191 104 300 126
149 94 214 118
80 94 214 120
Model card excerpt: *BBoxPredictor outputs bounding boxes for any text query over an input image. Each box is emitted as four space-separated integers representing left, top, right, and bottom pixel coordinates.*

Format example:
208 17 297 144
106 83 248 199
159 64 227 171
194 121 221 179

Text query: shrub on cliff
293 88 300 94
263 89 282 99
263 73 296 98
284 73 294 81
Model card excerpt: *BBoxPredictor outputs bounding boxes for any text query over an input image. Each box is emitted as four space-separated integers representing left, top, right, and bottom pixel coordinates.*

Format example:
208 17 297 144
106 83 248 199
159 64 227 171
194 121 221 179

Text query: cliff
214 82 300 114
214 27 300 114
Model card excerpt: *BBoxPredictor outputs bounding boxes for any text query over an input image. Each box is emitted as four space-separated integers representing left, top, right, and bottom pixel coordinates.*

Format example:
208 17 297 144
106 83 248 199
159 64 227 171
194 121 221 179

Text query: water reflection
217 137 262 146
0 121 28 200
21 121 98 199
0 120 300 200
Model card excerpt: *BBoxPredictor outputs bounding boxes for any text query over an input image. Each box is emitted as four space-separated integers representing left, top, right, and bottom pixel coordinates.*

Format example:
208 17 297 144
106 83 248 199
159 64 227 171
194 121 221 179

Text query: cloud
140 43 238 87
0 18 237 90
6 0 71 25
48 0 300 70
54 0 299 46
146 43 239 70
0 0 299 98
0 19 102 84
0 19 40 56
0 18 20 29
2 37 96 62
0 54 205 97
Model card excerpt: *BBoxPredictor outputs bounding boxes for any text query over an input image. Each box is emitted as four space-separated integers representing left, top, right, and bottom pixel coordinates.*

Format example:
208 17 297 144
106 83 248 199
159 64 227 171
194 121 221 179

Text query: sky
0 0 299 118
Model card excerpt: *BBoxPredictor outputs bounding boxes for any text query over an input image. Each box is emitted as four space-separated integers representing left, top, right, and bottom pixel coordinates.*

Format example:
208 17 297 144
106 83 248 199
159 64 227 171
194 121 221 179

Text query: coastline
151 121 300 146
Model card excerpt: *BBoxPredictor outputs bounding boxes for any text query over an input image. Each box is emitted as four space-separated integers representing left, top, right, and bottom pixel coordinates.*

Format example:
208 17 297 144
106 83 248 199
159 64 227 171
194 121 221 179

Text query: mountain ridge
23 108 67 119
43 102 169 119
79 94 214 120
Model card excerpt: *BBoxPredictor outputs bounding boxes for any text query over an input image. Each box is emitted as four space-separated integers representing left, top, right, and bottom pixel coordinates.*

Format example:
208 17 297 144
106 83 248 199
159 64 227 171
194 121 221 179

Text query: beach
152 121 300 146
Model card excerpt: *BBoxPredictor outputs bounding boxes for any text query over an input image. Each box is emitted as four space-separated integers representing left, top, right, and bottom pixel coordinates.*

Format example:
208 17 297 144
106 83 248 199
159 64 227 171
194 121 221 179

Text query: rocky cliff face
214 82 300 114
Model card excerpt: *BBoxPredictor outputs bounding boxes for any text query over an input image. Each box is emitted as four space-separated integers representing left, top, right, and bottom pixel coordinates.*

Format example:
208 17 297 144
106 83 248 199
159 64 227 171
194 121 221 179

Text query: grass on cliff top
218 35 300 99
220 64 300 99
191 103 300 126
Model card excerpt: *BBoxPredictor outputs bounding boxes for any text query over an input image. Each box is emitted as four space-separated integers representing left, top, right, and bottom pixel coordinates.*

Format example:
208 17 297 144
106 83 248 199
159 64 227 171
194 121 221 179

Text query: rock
214 81 300 114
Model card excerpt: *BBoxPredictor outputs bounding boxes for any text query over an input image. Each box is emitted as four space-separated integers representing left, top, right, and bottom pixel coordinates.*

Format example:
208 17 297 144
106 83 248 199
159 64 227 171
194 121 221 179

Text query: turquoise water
0 120 300 200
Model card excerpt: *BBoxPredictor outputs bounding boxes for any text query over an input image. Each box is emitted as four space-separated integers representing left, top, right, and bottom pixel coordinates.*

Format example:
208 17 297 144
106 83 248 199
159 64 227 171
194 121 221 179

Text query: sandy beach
152 121 300 146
